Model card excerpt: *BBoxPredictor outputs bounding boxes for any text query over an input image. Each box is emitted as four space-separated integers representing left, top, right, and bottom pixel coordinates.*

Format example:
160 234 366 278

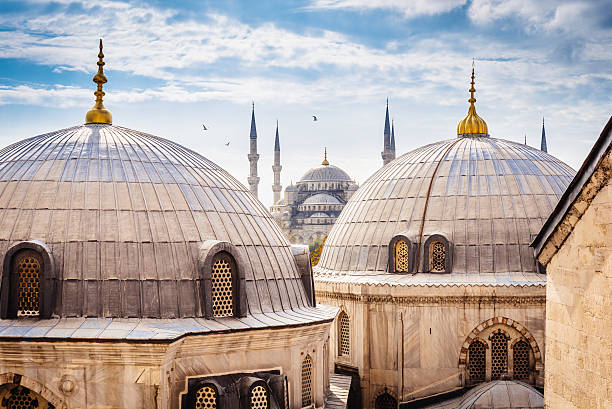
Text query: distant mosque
246 102 398 244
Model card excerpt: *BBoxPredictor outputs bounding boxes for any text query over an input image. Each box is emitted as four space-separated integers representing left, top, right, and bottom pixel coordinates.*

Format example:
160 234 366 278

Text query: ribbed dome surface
317 137 574 274
299 164 351 182
0 124 310 317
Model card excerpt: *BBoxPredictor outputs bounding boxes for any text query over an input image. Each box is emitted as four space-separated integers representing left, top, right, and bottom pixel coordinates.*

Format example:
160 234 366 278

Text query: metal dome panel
316 137 575 275
0 124 312 318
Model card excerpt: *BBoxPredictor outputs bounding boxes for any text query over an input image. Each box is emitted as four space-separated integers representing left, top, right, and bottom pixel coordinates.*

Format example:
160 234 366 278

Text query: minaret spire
248 103 260 198
272 120 282 206
391 119 396 155
381 99 394 166
85 39 112 124
541 117 548 153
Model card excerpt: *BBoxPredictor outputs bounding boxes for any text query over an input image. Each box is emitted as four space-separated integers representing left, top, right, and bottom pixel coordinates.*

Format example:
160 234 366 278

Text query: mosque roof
303 193 342 204
424 381 544 409
299 150 352 182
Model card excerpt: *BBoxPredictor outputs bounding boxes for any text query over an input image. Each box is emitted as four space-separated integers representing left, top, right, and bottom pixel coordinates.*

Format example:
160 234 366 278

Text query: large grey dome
299 164 351 182
0 124 313 318
316 137 574 275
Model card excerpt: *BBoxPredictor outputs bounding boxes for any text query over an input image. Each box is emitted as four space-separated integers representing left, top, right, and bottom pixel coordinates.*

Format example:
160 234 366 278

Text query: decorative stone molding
0 372 67 409
458 316 542 367
316 291 546 306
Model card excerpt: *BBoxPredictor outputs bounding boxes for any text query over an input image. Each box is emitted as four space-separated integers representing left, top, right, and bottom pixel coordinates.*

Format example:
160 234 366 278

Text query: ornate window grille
429 241 445 272
195 385 217 409
394 240 410 272
468 340 486 383
211 253 234 317
4 385 41 409
512 340 531 380
338 311 350 356
375 393 397 409
301 355 313 407
250 385 269 409
14 250 42 317
490 331 508 380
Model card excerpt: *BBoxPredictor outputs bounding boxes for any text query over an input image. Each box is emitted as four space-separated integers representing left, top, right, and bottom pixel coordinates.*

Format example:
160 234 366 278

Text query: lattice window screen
195 385 217 409
339 311 350 356
15 251 41 317
513 340 530 381
394 240 410 272
301 355 313 407
468 341 486 382
375 393 397 409
430 241 445 272
6 386 39 409
491 332 508 380
211 254 234 317
250 385 269 409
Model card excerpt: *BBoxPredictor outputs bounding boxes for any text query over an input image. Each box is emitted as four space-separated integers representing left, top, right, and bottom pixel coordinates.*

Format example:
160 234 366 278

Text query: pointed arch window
375 393 397 409
250 384 269 409
13 250 42 317
490 330 509 380
512 340 531 381
467 340 486 383
389 235 412 273
423 235 451 273
338 311 350 357
211 252 236 318
301 354 313 408
195 385 218 409
429 241 445 272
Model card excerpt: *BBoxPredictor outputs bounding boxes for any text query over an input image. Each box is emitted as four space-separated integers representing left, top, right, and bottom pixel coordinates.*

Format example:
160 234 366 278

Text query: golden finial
85 39 112 125
457 60 488 137
322 147 329 165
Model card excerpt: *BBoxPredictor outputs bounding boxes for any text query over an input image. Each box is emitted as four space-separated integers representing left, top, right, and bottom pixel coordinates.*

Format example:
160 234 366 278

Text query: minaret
248 102 260 198
391 119 396 158
272 120 282 206
541 117 548 153
381 99 394 166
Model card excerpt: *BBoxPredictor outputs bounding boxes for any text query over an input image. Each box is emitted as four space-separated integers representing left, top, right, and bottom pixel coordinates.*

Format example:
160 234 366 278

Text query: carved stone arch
422 234 452 273
198 240 248 318
0 240 56 319
458 316 542 368
373 387 397 409
388 234 414 273
0 373 67 409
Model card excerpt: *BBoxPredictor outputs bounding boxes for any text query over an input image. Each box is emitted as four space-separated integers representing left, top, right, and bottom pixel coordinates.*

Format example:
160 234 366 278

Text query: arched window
338 311 350 357
490 331 509 380
467 340 486 383
301 354 313 408
195 385 218 409
0 384 54 409
375 392 397 409
250 384 269 409
13 250 42 317
429 241 446 272
512 340 531 381
211 252 236 318
394 240 410 273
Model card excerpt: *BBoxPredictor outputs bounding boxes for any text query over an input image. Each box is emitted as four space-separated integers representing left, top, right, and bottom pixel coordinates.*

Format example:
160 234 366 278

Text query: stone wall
543 180 612 409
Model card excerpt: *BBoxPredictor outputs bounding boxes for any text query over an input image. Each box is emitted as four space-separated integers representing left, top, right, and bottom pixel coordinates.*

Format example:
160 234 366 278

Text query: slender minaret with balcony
272 120 282 206
541 117 548 153
248 102 260 198
381 99 395 165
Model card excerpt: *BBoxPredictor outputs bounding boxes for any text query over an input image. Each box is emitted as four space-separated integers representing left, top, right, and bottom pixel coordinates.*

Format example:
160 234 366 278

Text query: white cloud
307 0 467 18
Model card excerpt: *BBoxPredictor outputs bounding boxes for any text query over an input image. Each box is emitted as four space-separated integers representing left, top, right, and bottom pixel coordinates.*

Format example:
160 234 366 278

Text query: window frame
422 234 452 273
338 310 350 358
301 354 313 408
0 240 56 319
388 235 413 273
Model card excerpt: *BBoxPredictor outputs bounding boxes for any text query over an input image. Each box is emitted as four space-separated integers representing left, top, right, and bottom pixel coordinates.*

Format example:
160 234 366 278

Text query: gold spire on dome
457 61 488 137
85 39 112 125
322 147 329 165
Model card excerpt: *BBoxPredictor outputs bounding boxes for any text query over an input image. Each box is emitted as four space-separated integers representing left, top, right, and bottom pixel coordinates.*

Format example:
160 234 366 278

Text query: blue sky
0 0 611 206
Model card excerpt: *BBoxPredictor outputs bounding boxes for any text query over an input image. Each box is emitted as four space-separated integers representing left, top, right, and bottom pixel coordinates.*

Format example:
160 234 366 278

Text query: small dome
454 381 543 409
299 164 351 182
303 193 341 205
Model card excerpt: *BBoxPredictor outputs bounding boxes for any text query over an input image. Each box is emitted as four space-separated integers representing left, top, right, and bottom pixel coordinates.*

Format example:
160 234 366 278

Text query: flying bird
202 124 207 130
313 115 318 121
225 141 230 146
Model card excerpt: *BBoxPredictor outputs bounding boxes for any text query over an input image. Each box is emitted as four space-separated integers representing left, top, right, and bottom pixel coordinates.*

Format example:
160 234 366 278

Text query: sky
0 0 611 207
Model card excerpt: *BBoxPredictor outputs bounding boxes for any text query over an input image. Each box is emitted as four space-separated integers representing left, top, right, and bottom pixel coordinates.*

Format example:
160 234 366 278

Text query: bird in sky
202 124 207 130
313 115 318 121
225 141 230 146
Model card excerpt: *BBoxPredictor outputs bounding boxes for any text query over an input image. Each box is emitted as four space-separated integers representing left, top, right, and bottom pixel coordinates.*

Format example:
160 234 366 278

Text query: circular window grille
195 385 217 409
211 255 234 317
302 355 313 407
339 311 350 356
491 331 508 380
6 385 39 409
16 252 41 317
250 385 269 409
394 240 410 272
375 393 397 409
468 341 486 383
513 340 531 381
430 241 445 272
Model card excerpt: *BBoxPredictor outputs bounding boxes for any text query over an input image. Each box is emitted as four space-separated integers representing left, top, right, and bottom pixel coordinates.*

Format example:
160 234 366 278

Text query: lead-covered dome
316 137 574 275
299 164 351 182
0 124 313 318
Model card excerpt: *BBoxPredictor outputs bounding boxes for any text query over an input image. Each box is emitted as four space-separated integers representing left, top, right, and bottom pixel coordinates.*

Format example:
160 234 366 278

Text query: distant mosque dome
303 193 342 205
299 164 352 183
